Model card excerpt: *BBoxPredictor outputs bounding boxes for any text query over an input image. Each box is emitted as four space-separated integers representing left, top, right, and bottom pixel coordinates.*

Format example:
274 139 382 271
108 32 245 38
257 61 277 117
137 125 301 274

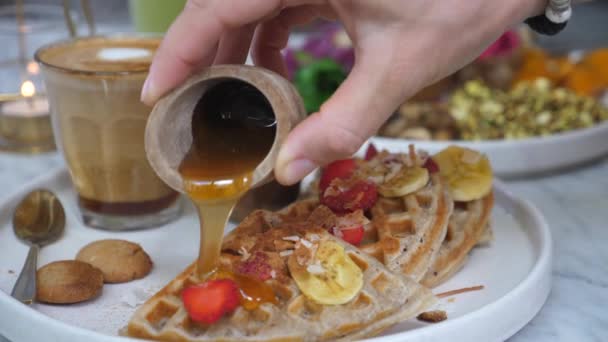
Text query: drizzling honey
210 268 277 310
178 80 276 277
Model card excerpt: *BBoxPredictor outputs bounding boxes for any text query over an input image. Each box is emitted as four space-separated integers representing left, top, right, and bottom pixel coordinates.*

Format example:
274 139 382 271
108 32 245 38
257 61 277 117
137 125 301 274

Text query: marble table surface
0 150 606 342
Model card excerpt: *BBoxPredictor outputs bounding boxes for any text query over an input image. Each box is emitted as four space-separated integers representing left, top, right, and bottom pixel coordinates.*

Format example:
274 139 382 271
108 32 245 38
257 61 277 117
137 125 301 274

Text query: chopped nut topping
417 310 448 323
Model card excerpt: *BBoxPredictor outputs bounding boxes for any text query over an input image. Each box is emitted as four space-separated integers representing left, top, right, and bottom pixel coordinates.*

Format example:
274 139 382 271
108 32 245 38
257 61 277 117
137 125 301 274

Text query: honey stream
178 80 276 288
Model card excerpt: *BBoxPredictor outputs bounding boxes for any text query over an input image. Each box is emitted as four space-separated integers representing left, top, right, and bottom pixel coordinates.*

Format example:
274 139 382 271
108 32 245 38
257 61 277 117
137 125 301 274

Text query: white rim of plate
0 169 553 342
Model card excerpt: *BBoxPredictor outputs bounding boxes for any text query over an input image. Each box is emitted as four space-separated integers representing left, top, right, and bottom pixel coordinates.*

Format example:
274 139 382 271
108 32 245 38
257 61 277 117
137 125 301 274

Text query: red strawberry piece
182 279 240 324
319 159 357 192
423 157 440 174
236 251 272 281
364 143 378 161
321 180 378 214
333 225 364 246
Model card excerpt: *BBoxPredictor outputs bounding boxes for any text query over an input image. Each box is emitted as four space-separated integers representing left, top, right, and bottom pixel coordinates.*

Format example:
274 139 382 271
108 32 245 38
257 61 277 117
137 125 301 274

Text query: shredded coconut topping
367 175 384 185
279 250 294 257
282 236 300 242
300 238 313 249
306 263 326 275
385 163 403 182
270 270 277 279
240 246 251 260
309 234 320 242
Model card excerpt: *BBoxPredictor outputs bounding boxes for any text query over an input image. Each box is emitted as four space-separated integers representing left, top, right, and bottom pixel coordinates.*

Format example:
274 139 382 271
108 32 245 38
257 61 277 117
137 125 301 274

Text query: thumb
275 45 423 185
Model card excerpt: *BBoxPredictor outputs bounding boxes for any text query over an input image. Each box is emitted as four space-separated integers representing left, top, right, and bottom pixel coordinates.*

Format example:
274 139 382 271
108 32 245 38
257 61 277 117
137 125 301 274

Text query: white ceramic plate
0 168 551 342
372 120 608 178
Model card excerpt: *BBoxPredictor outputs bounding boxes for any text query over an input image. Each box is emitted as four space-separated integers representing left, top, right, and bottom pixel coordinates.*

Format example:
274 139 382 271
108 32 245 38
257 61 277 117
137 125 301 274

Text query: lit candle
0 81 49 117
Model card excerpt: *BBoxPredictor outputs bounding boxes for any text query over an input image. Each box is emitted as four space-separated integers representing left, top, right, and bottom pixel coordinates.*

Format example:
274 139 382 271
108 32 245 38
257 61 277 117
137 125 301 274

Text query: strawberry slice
423 157 440 174
364 144 378 161
319 159 357 192
332 226 364 246
182 279 240 324
321 180 378 214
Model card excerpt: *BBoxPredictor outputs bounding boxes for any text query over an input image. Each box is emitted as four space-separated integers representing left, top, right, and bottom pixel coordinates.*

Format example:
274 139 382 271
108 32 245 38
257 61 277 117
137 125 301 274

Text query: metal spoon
11 190 65 304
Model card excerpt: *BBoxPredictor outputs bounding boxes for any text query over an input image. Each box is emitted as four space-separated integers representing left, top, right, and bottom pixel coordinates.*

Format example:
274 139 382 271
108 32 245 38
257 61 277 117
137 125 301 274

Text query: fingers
142 0 285 105
213 25 255 65
251 6 323 77
141 2 223 104
275 40 420 185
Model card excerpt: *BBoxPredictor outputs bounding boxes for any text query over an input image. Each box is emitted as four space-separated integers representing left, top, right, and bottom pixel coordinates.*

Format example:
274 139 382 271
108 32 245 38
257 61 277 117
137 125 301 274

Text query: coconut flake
306 263 326 275
282 236 300 242
309 234 320 242
279 250 294 257
385 163 402 182
331 227 344 238
367 175 384 185
270 270 277 279
240 246 251 260
300 239 313 249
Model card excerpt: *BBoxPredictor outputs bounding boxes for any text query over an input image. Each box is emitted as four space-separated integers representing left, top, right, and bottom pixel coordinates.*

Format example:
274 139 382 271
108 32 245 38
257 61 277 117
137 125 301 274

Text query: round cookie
37 260 103 304
76 239 153 283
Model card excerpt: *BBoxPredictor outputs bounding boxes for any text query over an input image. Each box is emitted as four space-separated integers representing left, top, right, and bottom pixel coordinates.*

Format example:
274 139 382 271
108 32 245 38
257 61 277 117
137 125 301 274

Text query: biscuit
36 260 103 304
76 239 153 283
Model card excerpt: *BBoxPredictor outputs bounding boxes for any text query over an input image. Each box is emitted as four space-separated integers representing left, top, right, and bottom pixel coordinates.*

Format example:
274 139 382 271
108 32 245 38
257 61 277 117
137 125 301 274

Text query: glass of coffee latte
35 35 181 230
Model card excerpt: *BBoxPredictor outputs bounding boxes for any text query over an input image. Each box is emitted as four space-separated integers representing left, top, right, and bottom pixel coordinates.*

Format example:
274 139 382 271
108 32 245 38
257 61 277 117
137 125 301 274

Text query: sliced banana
433 145 493 201
288 240 363 305
379 165 429 197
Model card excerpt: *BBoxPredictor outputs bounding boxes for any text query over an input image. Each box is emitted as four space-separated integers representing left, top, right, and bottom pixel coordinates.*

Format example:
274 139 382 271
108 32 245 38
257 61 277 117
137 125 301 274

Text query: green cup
129 0 186 33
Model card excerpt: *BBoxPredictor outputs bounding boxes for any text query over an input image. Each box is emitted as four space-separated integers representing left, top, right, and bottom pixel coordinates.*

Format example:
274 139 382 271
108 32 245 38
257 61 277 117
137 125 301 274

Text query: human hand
141 0 545 185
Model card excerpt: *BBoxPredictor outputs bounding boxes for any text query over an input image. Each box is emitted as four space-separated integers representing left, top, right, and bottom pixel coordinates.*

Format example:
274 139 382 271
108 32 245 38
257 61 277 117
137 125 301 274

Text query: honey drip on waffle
178 80 275 277
210 269 277 310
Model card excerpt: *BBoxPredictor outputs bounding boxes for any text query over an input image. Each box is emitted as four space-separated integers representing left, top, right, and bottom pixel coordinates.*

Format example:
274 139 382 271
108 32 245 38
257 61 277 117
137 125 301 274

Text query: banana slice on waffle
378 166 429 198
433 146 493 202
289 240 363 305
127 209 436 342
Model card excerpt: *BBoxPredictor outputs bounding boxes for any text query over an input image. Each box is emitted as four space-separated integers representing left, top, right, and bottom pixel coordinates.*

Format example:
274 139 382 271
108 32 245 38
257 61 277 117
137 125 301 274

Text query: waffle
127 209 436 341
421 193 494 288
358 173 452 281
292 149 453 283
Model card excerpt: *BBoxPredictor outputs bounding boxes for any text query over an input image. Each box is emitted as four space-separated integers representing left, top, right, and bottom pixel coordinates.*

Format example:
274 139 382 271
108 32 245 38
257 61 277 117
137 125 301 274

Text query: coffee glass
35 35 181 230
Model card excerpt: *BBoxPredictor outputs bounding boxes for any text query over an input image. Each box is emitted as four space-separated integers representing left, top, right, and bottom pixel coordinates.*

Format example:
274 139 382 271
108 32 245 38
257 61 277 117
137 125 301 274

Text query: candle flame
21 81 36 97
